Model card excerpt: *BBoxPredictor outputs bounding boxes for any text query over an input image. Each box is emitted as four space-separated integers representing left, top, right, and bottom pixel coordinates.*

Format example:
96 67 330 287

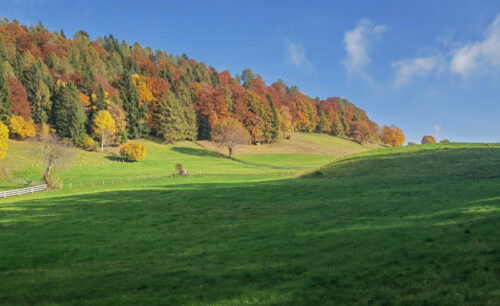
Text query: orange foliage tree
382 125 405 146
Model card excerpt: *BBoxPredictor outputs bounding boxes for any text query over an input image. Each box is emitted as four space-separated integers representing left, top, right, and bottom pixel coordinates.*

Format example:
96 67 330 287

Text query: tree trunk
43 166 51 184
228 146 233 158
101 131 104 152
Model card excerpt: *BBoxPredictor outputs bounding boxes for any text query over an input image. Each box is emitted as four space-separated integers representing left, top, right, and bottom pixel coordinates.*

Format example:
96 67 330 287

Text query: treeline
0 18 392 147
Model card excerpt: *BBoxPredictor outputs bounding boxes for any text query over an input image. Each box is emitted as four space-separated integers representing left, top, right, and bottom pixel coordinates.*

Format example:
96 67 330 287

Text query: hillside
0 18 383 151
1 143 499 304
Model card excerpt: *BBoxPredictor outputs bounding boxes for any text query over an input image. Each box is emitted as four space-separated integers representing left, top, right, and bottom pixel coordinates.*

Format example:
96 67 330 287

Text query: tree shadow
104 155 129 162
171 147 221 158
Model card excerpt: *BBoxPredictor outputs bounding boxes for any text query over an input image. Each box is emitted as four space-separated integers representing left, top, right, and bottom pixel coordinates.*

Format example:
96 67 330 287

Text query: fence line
0 184 47 198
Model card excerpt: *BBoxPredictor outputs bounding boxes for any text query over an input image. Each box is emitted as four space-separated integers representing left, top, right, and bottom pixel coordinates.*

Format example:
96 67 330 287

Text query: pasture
0 141 499 304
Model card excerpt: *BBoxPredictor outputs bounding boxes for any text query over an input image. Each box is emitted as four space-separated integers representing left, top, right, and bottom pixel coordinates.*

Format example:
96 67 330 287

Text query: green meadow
1 139 500 304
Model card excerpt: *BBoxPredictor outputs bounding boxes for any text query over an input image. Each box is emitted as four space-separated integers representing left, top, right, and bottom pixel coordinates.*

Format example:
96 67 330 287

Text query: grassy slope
1 143 500 304
200 132 381 167
1 139 294 190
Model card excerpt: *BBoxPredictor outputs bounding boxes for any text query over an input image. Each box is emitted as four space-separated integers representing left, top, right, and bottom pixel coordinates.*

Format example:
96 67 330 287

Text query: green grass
1 143 500 304
236 153 336 168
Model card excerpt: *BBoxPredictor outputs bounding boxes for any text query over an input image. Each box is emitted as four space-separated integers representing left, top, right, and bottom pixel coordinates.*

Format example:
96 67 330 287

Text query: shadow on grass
104 155 130 162
2 145 500 304
171 146 221 158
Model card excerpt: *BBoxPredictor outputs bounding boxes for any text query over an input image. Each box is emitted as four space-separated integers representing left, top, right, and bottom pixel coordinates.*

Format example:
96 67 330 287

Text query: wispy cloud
450 13 500 75
343 19 387 73
286 41 314 71
392 53 444 87
434 124 442 139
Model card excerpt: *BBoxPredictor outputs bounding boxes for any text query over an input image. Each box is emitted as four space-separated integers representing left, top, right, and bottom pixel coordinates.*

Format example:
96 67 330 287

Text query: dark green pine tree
22 61 51 125
13 51 25 79
175 83 198 140
240 68 255 89
318 110 330 134
80 55 95 96
51 82 86 145
266 94 280 140
210 70 220 88
0 64 12 125
118 71 149 139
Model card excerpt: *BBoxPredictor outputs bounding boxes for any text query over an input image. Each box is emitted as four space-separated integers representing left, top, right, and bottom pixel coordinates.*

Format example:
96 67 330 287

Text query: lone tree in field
381 125 405 146
212 118 250 158
36 134 74 186
93 110 116 152
421 135 437 144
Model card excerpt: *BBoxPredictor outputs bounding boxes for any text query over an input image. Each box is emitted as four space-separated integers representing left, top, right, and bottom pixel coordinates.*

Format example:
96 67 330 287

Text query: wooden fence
0 184 47 198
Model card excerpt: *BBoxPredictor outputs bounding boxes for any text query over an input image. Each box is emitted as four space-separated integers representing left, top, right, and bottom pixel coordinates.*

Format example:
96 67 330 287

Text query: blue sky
2 0 500 143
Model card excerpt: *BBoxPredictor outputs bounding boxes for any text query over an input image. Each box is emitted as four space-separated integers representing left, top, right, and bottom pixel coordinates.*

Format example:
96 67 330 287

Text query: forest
0 18 398 148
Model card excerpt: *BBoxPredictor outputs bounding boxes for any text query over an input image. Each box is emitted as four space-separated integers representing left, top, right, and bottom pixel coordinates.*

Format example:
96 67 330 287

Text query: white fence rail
0 184 47 199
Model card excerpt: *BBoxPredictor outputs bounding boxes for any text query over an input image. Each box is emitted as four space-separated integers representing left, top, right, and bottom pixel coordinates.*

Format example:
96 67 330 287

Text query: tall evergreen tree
240 68 255 89
80 57 95 96
51 81 86 145
0 64 12 124
331 116 345 137
210 70 220 88
266 94 280 140
318 110 330 133
118 71 148 139
22 61 51 125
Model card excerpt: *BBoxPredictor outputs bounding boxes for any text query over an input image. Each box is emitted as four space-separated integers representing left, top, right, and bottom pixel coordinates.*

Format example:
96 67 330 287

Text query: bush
120 142 146 162
408 142 416 146
421 135 437 144
82 135 98 151
440 139 450 143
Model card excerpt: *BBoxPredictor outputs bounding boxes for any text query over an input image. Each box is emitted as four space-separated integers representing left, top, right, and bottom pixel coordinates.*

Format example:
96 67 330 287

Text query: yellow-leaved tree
0 122 9 159
119 142 146 162
93 110 116 152
9 115 36 140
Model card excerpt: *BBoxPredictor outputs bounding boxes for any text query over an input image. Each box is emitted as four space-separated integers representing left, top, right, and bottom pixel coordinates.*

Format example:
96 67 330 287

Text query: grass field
1 141 500 304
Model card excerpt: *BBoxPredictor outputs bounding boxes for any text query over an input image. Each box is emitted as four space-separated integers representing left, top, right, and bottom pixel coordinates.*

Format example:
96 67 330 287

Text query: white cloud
286 42 314 71
434 124 442 139
450 14 500 75
343 19 387 72
392 54 444 87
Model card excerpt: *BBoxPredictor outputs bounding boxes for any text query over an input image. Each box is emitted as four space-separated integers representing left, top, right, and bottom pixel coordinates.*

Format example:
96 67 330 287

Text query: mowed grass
1 143 500 304
200 132 381 156
1 139 293 190
236 153 336 168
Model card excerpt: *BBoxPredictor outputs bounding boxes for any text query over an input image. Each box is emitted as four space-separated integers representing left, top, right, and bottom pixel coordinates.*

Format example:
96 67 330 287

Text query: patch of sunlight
463 205 500 214
0 214 59 223
0 207 45 211
208 291 293 306
297 222 414 237
470 197 500 204
433 216 485 226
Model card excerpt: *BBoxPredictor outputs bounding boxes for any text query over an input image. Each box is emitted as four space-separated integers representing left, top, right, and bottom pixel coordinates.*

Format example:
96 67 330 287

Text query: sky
1 0 500 143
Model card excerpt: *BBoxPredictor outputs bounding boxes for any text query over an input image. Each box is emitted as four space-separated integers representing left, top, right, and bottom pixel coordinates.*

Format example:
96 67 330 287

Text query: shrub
120 142 146 162
421 135 437 144
175 163 184 171
9 115 36 139
440 139 450 143
408 142 416 146
82 135 98 151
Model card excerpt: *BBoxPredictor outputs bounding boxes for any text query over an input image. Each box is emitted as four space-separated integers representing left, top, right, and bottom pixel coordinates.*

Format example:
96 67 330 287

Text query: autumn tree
120 142 146 162
93 110 116 151
8 78 31 120
381 125 405 146
421 135 437 144
279 106 293 138
212 117 250 158
9 115 35 139
0 122 8 159
349 120 371 144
